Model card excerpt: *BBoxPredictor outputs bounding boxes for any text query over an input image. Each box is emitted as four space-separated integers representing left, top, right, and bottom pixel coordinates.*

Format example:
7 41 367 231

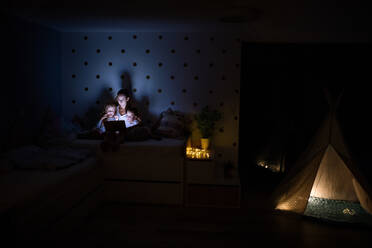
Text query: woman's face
117 95 129 108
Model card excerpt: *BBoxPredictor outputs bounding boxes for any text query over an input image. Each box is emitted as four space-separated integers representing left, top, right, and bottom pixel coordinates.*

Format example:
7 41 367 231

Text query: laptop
104 120 126 132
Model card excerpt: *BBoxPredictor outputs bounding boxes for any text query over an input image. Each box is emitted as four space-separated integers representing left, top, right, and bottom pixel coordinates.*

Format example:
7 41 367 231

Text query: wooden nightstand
184 159 240 208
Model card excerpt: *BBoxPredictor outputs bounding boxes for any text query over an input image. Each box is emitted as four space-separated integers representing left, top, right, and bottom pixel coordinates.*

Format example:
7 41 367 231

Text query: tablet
104 120 126 132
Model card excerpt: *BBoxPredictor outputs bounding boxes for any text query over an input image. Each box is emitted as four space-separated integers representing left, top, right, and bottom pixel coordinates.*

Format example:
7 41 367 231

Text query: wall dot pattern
62 32 241 165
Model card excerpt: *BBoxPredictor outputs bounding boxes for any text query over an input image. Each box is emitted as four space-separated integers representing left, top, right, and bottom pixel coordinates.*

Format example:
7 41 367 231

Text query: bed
0 145 103 238
72 138 186 205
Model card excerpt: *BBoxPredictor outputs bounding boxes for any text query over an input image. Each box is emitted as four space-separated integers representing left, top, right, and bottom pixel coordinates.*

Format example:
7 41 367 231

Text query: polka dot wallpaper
62 32 241 165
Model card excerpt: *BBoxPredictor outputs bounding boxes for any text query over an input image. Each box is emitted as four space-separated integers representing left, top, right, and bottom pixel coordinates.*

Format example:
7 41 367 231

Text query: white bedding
2 145 92 170
0 156 98 213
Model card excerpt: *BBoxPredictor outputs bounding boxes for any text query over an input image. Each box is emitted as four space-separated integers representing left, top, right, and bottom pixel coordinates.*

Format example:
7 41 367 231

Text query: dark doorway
239 42 372 193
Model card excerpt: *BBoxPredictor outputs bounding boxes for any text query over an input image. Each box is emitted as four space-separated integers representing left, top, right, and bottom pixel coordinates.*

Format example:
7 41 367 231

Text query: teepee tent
272 89 372 223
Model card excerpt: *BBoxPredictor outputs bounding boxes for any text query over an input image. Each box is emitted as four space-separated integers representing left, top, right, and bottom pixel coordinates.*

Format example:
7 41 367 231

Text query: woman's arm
135 114 141 123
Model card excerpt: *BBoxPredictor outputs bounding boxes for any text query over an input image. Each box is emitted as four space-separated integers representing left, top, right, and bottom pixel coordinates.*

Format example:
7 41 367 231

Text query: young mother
115 88 139 127
114 88 160 141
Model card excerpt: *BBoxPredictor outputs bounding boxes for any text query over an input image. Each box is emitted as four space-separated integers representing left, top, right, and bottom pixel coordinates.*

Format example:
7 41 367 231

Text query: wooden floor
15 183 372 248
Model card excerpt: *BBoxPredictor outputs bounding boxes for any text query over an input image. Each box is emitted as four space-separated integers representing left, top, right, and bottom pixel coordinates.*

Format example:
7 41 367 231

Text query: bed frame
1 137 186 241
73 138 186 205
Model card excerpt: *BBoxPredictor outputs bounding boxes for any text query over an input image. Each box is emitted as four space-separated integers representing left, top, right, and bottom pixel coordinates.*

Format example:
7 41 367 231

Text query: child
96 103 119 134
125 108 162 141
98 103 125 152
125 109 140 128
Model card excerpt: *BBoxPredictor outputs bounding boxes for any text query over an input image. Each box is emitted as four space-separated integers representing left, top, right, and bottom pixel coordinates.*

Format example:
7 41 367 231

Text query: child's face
117 95 129 108
126 111 135 122
106 106 116 118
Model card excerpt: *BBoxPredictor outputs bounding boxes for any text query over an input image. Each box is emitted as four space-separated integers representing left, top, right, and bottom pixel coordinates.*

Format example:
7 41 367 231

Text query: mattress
1 145 93 170
71 137 185 149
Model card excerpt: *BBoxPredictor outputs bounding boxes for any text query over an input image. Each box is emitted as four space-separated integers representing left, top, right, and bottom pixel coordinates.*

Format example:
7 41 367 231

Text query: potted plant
195 106 222 150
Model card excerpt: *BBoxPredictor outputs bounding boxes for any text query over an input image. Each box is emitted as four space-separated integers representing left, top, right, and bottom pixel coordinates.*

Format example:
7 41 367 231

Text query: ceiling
3 0 372 39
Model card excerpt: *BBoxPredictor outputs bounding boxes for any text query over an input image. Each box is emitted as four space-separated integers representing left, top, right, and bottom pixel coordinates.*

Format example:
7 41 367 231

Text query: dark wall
1 13 61 152
240 42 372 180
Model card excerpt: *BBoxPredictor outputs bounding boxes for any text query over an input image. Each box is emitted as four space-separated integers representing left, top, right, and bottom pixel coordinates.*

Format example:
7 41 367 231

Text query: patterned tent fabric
304 196 372 224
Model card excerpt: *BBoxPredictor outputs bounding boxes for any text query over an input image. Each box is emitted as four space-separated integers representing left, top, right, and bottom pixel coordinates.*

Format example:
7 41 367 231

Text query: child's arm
97 114 109 133
100 113 109 122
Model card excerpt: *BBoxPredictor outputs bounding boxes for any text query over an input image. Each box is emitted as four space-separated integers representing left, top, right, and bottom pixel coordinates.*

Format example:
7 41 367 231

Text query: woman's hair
116 88 130 98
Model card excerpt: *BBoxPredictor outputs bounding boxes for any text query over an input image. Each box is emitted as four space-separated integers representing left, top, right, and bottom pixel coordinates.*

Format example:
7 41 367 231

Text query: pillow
36 107 76 146
153 108 187 138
